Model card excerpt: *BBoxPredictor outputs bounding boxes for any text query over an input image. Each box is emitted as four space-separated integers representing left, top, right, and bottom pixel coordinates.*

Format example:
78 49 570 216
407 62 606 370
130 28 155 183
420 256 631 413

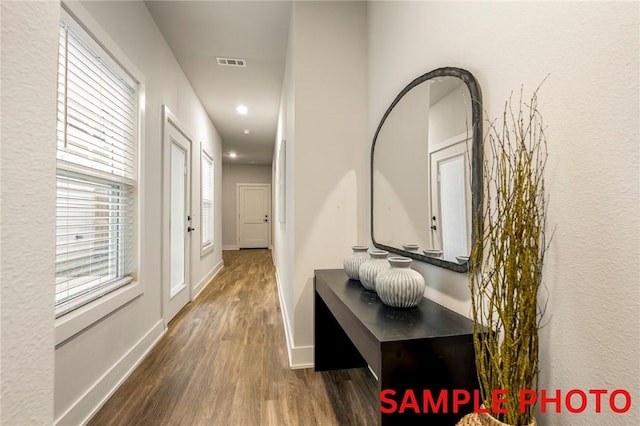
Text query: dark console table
314 269 479 425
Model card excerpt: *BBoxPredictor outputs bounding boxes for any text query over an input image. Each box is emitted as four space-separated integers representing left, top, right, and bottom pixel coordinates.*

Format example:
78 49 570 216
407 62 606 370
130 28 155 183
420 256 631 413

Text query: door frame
236 183 272 249
428 132 472 255
161 105 194 325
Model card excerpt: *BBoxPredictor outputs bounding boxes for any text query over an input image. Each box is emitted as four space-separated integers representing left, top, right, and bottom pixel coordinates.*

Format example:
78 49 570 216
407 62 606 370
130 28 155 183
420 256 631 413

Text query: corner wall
1 2 60 423
273 1 369 367
272 8 297 365
368 2 639 424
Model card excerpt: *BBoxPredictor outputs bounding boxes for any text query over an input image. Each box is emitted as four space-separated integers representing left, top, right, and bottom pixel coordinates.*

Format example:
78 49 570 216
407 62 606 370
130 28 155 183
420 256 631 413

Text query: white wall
1 1 224 423
429 83 469 145
273 1 369 367
221 163 272 249
1 2 60 423
374 82 430 249
368 2 639 424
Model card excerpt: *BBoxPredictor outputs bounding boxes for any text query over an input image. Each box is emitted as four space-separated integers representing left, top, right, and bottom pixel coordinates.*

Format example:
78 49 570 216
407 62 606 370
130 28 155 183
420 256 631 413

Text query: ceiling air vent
216 57 246 67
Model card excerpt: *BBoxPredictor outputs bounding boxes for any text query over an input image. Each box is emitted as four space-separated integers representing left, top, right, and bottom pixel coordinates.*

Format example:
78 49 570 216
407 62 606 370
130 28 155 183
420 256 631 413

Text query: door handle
187 226 195 232
263 219 268 223
430 225 437 231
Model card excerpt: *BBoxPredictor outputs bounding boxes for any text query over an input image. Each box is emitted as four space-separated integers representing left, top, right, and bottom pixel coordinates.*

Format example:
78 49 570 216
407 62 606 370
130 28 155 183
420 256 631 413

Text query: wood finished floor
88 249 378 426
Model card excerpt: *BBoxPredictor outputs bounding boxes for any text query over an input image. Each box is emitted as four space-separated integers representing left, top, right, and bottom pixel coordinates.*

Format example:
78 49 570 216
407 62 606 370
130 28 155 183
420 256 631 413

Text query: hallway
88 249 378 425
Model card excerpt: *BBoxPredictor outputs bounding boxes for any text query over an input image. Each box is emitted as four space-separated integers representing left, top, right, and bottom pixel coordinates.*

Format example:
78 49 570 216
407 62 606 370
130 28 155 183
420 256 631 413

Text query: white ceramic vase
375 256 425 308
358 250 390 291
343 245 369 280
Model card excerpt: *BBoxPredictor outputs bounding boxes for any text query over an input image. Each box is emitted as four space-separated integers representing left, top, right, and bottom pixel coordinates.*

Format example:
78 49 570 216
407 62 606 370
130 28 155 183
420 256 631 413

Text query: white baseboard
274 268 314 369
222 245 239 251
290 345 314 369
55 320 165 426
193 259 224 299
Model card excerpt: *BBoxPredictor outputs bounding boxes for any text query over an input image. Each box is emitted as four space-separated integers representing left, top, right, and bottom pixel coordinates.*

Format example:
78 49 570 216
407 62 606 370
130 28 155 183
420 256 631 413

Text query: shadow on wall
297 169 361 271
416 260 472 310
292 169 363 349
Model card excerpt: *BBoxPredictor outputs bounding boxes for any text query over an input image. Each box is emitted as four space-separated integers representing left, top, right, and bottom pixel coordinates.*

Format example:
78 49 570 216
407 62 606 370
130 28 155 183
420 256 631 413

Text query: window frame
55 1 145 345
200 147 215 256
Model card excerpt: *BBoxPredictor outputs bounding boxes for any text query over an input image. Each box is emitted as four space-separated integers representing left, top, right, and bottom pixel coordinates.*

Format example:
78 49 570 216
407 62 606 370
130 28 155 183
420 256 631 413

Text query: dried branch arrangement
469 85 549 425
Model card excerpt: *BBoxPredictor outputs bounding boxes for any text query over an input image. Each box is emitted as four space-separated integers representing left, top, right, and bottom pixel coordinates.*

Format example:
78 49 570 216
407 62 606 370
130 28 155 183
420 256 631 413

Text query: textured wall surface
1 1 60 424
368 2 639 424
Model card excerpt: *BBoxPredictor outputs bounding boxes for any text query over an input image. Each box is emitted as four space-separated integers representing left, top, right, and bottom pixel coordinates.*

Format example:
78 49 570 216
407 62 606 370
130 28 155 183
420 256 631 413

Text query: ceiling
145 1 293 165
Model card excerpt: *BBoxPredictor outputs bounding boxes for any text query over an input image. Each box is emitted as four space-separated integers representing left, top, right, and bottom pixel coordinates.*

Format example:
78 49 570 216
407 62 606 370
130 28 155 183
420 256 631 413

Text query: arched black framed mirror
371 67 482 272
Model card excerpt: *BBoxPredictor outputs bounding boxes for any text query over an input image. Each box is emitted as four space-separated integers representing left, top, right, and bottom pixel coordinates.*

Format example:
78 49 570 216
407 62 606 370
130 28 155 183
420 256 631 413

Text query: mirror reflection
371 68 482 272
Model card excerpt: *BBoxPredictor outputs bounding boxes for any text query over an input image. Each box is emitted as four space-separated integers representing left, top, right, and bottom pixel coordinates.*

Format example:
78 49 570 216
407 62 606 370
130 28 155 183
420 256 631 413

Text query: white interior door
163 109 192 323
238 184 270 248
430 141 471 262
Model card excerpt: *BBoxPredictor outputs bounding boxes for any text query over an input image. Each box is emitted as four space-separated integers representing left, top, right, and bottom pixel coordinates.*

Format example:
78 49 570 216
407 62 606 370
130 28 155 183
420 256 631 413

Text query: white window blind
55 21 137 317
201 152 214 248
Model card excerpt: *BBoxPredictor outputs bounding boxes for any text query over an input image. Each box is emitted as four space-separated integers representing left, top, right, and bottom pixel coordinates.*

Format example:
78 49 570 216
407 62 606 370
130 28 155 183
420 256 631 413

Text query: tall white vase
375 256 425 308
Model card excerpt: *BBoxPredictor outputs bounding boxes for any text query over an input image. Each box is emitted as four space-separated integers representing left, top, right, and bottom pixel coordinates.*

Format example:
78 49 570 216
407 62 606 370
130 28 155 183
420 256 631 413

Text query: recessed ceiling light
243 129 251 135
236 105 248 115
229 152 237 158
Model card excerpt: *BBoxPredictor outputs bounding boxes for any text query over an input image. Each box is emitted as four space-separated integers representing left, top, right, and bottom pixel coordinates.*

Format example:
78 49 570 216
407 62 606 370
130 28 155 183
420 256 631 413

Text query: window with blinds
55 20 138 317
201 152 214 249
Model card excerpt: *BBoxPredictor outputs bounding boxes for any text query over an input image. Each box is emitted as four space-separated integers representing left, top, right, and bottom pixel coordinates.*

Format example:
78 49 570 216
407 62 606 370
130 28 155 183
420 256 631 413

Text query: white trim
222 245 240 251
274 268 314 369
161 105 194 322
162 106 194 144
429 131 470 154
201 243 215 257
55 277 133 319
200 147 215 256
54 320 165 426
368 365 379 381
55 282 143 346
290 346 314 369
169 283 187 299
61 1 144 86
192 259 224 300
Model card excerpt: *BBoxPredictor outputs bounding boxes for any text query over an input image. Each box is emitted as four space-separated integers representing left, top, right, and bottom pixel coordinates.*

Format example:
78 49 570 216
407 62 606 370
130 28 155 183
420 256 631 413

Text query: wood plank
88 249 377 425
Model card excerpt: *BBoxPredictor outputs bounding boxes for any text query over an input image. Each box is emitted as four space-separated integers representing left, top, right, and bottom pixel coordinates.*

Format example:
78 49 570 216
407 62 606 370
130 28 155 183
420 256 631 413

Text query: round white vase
375 256 425 308
358 250 390 291
343 245 369 280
